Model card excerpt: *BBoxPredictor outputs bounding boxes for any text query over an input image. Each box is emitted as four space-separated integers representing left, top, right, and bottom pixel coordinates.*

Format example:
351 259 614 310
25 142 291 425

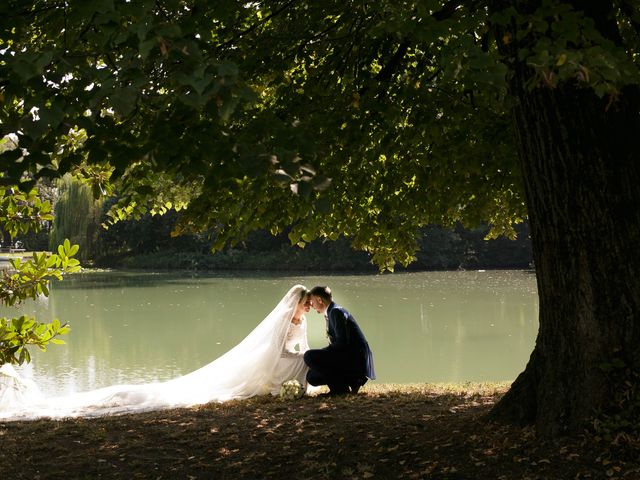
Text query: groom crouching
304 286 375 395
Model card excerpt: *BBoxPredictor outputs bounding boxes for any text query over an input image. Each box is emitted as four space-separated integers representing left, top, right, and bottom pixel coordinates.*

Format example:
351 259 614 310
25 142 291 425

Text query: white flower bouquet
279 379 305 401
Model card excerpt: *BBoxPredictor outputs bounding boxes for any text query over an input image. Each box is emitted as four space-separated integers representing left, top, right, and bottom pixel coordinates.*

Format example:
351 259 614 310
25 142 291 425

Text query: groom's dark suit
304 302 375 394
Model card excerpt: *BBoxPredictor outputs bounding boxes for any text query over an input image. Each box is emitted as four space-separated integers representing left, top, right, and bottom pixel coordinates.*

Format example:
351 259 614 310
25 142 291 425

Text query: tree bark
490 3 640 436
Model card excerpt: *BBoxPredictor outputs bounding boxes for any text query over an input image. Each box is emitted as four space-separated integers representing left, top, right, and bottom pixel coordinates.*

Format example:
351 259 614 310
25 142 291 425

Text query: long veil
0 284 308 420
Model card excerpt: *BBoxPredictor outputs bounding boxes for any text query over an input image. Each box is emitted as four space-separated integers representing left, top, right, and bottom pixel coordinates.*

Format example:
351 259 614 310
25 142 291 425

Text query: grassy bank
1 382 638 479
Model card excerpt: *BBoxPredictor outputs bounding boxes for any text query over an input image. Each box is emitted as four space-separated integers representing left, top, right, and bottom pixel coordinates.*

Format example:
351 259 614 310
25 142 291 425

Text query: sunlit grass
211 382 512 412
361 381 511 397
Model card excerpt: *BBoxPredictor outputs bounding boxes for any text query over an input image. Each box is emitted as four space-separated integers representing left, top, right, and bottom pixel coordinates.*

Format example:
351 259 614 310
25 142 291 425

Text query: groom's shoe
323 383 350 396
349 377 368 394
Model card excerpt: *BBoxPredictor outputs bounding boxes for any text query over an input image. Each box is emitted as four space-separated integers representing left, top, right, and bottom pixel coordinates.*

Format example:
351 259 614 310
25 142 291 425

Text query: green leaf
218 95 239 121
12 59 40 81
218 61 239 78
69 244 80 256
109 87 138 116
139 38 156 58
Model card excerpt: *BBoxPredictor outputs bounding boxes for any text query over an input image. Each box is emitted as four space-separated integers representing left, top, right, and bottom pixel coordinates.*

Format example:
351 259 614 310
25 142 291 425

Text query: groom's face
310 295 326 314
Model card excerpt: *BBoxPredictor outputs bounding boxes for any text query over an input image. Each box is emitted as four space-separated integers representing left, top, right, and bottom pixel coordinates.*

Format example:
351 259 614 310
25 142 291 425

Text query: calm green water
2 270 539 397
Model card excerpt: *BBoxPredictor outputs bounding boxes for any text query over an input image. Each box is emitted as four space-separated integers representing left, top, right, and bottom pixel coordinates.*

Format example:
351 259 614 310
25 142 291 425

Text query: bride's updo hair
310 285 332 303
289 285 309 303
298 287 310 302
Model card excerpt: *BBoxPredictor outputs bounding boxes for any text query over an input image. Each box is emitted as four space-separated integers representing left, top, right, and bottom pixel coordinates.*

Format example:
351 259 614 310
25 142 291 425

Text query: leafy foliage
1 240 81 307
1 2 638 270
0 185 53 239
0 180 81 365
0 316 70 365
0 1 517 269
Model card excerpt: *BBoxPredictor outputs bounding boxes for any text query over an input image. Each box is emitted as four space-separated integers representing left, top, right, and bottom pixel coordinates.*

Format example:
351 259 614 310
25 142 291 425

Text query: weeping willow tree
49 175 103 262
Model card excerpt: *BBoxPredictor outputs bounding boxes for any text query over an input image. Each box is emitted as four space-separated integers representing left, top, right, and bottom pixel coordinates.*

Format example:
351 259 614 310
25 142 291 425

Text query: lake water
2 270 539 397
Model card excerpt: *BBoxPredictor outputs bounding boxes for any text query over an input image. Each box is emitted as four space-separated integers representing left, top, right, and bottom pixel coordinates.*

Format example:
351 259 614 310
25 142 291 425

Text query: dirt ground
1 383 638 480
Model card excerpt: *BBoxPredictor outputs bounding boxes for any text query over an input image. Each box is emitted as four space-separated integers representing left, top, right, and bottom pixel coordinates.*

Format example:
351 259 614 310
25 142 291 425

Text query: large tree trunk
490 3 640 436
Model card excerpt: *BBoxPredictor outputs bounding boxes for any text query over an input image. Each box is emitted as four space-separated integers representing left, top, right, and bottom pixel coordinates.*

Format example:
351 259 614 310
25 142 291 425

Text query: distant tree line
15 197 532 272
96 215 533 272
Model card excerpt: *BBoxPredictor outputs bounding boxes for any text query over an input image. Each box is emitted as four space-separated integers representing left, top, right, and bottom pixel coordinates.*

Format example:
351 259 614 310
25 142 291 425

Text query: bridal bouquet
279 380 305 401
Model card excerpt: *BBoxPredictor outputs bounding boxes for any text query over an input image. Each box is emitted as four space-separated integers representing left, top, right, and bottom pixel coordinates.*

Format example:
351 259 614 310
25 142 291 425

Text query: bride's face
303 296 311 312
294 296 311 319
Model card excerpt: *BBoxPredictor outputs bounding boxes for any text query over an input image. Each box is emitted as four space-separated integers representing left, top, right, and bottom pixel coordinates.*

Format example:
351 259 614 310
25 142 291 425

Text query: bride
0 284 312 420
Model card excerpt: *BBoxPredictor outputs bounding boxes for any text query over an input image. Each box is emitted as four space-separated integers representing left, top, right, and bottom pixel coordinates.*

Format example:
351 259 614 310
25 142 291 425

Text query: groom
304 286 375 395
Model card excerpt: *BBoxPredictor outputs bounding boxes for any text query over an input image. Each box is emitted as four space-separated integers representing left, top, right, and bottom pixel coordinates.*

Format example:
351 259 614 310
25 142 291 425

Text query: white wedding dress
0 285 310 420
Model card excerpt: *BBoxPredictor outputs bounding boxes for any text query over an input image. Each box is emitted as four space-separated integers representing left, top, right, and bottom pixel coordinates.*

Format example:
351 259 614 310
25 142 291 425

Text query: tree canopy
2 1 640 435
1 3 637 255
1 0 534 268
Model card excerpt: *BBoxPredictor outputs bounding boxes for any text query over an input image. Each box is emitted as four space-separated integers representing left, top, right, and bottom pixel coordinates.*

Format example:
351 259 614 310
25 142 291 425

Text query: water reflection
1 270 539 397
